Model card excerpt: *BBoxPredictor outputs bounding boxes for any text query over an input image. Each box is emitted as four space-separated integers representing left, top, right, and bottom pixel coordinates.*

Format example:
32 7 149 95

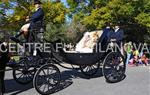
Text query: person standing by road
125 42 133 64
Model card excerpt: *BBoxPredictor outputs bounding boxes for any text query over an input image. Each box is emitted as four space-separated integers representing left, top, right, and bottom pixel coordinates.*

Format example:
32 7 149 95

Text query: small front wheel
33 63 61 95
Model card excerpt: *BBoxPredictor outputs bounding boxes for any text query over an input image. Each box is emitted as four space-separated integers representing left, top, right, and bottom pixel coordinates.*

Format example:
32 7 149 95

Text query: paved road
4 66 150 95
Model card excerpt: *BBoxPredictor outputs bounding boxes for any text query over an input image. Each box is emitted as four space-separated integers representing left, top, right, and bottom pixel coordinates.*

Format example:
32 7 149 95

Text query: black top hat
34 0 42 5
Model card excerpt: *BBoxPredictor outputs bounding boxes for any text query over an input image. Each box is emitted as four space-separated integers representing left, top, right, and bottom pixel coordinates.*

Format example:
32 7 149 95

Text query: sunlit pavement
4 66 150 95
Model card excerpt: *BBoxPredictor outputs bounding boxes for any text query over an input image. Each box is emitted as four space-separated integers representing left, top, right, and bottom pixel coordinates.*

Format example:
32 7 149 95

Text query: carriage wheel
13 58 36 84
80 62 100 77
103 52 126 83
33 63 61 95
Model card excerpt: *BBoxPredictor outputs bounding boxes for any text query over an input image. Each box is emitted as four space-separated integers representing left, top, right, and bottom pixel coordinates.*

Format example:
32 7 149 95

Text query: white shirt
35 7 40 11
115 28 120 32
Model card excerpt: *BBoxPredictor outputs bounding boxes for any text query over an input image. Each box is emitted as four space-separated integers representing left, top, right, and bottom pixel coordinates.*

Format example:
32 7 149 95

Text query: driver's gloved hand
10 36 20 43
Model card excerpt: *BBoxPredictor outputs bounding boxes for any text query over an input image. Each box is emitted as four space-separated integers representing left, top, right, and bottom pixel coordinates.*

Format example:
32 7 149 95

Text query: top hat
34 0 42 5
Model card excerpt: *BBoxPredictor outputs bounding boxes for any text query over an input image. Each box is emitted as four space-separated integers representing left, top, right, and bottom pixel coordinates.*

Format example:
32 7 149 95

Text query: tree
66 0 150 42
42 1 67 25
0 0 150 43
0 0 68 41
0 0 67 30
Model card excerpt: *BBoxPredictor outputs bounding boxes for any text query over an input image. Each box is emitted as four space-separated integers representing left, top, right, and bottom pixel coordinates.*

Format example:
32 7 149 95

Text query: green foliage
82 7 111 30
42 1 67 25
64 21 87 43
135 12 150 27
45 21 87 43
44 23 67 42
0 0 150 43
0 0 67 30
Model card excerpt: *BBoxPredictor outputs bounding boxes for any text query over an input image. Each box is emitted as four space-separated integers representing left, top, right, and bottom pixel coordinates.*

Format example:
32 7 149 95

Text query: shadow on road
60 68 103 80
42 68 104 94
4 78 73 95
5 79 33 95
4 68 108 95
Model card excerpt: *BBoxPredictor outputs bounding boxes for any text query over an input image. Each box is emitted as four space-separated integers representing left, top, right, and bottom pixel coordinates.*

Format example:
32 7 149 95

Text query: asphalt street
4 66 150 95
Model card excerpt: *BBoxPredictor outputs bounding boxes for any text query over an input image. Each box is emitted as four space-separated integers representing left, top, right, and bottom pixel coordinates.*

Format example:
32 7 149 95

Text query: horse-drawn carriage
32 32 126 94
3 22 126 95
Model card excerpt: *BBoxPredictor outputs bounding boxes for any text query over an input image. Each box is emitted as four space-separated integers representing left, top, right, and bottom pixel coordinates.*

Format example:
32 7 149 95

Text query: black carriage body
61 52 104 65
32 30 126 95
51 30 111 66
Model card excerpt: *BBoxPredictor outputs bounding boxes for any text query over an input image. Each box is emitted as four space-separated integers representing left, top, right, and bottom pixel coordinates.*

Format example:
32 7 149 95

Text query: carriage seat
75 30 103 53
28 21 46 42
56 30 105 53
30 21 46 33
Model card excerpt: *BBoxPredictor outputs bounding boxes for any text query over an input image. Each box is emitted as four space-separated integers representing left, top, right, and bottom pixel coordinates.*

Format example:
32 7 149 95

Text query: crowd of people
125 42 150 66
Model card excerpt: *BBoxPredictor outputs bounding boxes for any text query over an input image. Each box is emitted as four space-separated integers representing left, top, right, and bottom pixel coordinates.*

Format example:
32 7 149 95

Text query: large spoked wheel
103 52 126 83
80 62 100 77
33 63 61 95
13 58 35 84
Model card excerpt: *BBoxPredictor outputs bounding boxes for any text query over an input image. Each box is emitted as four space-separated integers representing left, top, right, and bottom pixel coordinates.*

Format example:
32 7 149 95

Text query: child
141 53 148 66
133 49 139 66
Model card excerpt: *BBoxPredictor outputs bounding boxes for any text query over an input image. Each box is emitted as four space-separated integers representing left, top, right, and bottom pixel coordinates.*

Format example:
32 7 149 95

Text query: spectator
140 53 148 66
125 42 133 64
132 48 139 66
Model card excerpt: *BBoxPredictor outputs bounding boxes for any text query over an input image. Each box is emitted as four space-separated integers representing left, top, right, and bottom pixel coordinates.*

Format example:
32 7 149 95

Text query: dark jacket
107 28 124 42
30 8 44 23
101 27 111 43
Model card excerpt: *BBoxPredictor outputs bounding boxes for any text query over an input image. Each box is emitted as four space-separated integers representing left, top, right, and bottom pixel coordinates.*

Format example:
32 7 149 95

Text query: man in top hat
10 0 44 42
